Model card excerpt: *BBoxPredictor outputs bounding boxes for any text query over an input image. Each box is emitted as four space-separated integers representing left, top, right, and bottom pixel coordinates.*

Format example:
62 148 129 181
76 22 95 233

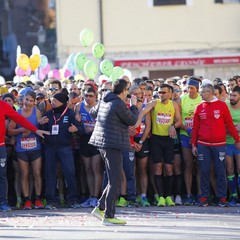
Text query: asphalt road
1 206 240 240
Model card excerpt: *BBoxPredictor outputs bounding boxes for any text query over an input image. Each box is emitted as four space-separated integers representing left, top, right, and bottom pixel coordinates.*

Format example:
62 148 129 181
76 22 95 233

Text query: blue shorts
226 144 240 157
16 150 42 162
180 135 192 149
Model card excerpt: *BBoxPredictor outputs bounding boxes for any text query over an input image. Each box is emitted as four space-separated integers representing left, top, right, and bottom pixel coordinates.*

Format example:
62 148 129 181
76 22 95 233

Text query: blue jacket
40 107 83 148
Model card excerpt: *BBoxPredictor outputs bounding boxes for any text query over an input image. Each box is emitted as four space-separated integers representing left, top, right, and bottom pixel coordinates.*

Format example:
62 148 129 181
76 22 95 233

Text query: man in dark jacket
39 93 82 209
90 79 138 226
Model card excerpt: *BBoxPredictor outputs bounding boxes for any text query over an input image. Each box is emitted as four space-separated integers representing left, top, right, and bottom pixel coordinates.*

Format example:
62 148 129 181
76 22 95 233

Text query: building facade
56 0 240 80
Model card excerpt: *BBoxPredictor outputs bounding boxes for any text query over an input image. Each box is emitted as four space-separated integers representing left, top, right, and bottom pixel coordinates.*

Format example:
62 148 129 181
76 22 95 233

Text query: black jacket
89 92 138 150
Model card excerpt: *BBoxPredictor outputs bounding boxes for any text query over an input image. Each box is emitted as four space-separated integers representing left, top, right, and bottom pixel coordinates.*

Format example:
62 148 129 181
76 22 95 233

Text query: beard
230 100 237 105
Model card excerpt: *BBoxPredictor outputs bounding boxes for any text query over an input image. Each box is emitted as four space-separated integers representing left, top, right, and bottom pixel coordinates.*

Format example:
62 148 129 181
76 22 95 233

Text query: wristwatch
139 140 144 144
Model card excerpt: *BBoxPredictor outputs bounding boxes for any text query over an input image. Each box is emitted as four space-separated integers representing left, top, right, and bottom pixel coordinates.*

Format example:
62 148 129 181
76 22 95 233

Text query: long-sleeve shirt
191 98 239 147
0 100 38 146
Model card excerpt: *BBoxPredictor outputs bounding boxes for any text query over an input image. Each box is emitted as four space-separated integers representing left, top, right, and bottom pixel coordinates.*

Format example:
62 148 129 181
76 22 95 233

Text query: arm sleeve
5 101 38 132
116 102 138 126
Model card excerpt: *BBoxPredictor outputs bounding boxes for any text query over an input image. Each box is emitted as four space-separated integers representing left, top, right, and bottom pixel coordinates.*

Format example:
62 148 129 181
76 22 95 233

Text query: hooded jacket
89 92 138 150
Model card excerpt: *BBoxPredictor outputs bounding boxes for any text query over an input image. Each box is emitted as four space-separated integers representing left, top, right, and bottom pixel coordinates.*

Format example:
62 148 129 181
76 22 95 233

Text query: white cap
202 79 212 86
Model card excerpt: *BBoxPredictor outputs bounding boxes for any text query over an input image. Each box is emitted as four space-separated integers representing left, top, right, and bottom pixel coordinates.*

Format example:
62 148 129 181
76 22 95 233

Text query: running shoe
136 195 141 204
139 196 150 207
90 197 98 207
45 204 57 210
184 195 193 205
127 200 140 208
102 217 126 226
34 199 44 209
165 196 175 206
80 197 92 208
218 197 228 207
175 195 182 205
115 197 129 207
0 202 12 212
23 200 33 210
228 198 238 207
198 196 208 207
91 207 104 221
15 199 22 209
157 196 166 207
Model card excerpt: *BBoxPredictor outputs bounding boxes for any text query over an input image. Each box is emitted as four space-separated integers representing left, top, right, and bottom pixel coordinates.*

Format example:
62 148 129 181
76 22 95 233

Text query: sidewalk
1 206 240 240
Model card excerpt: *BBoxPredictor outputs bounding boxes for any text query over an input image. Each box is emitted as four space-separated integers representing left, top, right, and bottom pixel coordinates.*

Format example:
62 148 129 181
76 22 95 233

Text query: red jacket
0 100 38 146
191 99 239 147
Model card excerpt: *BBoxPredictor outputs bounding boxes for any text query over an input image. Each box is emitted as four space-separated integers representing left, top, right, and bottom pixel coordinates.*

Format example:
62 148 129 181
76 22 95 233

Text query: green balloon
100 59 113 77
79 28 94 47
74 52 87 70
110 66 124 82
84 60 98 79
92 43 105 59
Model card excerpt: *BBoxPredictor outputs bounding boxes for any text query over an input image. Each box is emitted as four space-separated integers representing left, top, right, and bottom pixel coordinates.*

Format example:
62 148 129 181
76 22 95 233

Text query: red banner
114 56 240 69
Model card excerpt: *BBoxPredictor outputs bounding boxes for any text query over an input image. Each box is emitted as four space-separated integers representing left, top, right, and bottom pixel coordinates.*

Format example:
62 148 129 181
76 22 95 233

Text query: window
153 0 186 5
215 0 240 3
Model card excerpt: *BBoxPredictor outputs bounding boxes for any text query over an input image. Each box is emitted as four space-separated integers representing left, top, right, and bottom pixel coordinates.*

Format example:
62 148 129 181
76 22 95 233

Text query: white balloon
30 74 37 83
123 69 132 81
0 75 5 85
32 45 40 55
13 76 21 84
16 45 21 58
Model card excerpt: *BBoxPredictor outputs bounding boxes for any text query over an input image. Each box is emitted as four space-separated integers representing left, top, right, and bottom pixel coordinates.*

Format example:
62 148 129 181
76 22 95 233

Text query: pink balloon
15 66 25 77
25 66 32 76
38 68 46 81
53 69 60 80
64 68 72 78
43 63 51 75
48 69 60 80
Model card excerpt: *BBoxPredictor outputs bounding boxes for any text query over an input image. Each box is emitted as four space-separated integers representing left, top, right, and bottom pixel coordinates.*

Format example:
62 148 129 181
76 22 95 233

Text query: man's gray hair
129 84 140 94
202 83 214 93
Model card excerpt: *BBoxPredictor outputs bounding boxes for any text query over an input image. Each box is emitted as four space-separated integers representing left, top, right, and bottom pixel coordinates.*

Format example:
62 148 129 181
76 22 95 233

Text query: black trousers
98 148 122 218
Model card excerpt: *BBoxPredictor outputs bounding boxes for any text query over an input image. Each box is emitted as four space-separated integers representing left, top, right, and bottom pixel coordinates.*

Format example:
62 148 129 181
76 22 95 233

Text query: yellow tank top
180 94 202 136
151 99 175 136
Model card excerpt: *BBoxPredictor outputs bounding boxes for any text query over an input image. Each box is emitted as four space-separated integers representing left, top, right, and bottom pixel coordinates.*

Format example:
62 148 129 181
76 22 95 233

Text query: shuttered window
215 0 240 3
153 0 186 6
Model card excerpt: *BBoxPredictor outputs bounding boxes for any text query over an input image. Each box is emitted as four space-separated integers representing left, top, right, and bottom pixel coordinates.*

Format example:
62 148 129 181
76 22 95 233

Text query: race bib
83 121 96 134
20 137 37 149
185 117 193 128
156 113 171 125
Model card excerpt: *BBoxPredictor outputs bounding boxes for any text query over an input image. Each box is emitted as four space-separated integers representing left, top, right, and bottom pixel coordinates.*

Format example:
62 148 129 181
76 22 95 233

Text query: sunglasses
101 89 109 92
85 94 94 98
158 91 168 94
49 88 59 91
174 90 180 93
